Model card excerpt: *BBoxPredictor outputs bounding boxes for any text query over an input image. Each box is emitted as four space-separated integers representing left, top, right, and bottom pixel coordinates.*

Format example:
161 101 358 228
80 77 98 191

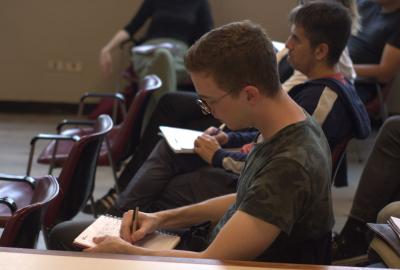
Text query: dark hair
184 20 281 97
290 1 352 66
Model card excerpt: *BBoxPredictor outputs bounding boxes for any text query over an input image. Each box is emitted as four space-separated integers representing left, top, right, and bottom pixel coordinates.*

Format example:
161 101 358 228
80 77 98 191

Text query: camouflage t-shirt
208 114 334 263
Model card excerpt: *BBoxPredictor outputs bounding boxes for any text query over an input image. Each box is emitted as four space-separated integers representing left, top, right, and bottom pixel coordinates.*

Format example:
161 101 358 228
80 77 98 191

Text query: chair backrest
331 133 353 185
100 74 161 164
0 175 59 248
42 114 113 231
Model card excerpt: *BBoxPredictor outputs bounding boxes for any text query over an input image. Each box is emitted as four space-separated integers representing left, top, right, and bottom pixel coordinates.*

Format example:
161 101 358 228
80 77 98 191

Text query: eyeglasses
196 91 232 115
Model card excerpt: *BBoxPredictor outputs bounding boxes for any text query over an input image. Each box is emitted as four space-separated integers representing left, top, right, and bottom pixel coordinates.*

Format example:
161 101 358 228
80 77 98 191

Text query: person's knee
47 220 91 251
377 201 400 223
153 48 174 65
382 116 400 134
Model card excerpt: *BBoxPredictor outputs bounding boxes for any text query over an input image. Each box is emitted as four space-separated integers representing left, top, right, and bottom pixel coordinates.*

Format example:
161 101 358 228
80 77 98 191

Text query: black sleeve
123 0 154 38
191 0 214 44
224 131 258 148
387 23 400 50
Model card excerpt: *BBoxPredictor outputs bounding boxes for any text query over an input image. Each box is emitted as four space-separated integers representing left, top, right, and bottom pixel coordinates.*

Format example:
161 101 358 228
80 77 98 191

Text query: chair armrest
30 134 80 145
79 92 125 103
56 119 96 133
78 92 127 119
0 173 36 189
0 197 17 214
26 134 80 176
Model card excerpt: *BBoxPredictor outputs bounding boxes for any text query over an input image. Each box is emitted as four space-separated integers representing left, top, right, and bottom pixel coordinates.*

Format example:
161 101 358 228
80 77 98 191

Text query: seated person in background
50 19 333 264
85 0 368 214
348 0 400 102
277 0 360 91
99 0 213 129
110 0 370 214
333 116 400 264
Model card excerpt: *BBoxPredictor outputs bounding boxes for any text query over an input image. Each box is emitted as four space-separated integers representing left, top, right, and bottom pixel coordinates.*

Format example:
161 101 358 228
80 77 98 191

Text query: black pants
117 91 220 191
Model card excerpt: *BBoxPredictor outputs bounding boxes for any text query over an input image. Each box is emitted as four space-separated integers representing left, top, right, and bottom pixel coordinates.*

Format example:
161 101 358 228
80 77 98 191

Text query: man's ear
314 43 329 62
243 86 260 104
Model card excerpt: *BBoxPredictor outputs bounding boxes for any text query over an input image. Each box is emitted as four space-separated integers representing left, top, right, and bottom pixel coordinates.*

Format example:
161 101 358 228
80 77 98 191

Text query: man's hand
194 134 221 164
204 126 229 145
84 235 133 254
120 210 159 243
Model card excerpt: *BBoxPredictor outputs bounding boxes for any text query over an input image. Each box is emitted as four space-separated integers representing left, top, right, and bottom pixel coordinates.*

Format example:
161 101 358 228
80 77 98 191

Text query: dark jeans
350 116 400 223
116 139 238 212
117 91 219 191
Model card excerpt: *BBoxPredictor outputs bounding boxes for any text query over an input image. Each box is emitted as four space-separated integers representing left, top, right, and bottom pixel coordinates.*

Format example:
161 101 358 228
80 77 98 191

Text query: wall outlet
47 60 83 72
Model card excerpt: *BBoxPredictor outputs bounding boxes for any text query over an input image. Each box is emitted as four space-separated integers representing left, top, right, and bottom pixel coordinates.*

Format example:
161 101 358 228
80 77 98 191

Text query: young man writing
88 19 333 262
109 0 369 213
50 14 334 263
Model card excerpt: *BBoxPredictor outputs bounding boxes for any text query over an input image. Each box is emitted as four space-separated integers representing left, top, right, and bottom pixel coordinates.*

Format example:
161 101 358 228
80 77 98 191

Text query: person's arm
87 208 280 261
99 0 153 77
85 194 236 254
354 43 400 83
99 30 130 77
121 194 236 243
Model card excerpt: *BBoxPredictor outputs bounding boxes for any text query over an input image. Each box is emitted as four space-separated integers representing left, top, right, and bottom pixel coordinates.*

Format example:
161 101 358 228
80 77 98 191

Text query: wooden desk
0 247 382 270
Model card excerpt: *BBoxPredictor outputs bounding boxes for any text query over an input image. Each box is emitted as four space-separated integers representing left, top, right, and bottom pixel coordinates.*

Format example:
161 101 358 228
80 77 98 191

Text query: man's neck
254 90 306 140
306 64 338 81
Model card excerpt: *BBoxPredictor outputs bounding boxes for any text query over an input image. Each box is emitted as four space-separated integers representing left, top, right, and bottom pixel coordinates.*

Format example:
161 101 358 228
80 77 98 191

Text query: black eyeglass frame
196 90 233 115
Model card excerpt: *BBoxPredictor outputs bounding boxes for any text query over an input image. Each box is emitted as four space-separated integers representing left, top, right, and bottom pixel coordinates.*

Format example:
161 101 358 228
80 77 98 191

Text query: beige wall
0 1 297 104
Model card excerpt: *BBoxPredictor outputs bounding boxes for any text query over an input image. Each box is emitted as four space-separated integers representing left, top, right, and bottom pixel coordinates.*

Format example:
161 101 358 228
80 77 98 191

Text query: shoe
82 188 117 215
331 232 369 266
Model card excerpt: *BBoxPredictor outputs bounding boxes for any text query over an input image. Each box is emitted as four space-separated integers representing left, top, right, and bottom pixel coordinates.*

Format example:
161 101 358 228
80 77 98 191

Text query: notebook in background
159 126 203 153
388 216 400 239
73 215 180 250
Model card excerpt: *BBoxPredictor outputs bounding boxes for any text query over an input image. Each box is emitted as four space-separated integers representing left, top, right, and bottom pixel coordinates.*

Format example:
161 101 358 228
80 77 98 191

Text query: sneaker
82 188 117 215
331 232 369 266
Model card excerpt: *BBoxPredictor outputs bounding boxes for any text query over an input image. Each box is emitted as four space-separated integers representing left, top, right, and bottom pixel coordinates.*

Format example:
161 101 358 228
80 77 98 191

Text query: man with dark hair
49 19 333 264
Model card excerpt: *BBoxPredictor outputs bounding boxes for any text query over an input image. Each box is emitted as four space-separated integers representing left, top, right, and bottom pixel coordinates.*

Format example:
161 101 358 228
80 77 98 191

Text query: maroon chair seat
0 175 59 248
36 75 162 188
0 176 34 226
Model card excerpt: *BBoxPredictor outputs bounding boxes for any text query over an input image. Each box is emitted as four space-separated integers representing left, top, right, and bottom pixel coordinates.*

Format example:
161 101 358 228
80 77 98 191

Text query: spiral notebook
73 215 180 250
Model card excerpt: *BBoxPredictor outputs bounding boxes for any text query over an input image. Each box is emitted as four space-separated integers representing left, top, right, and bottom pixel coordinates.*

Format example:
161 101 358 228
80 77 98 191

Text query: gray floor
0 113 376 249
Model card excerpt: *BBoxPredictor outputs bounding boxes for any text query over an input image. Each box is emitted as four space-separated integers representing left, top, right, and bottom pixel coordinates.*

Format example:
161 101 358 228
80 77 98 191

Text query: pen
132 206 139 233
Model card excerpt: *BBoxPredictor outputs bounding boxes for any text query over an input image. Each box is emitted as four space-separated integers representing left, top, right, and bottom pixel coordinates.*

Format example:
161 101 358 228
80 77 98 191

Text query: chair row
0 75 162 248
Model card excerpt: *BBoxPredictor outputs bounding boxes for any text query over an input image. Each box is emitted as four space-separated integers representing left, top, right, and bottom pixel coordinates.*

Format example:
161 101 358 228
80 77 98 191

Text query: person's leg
333 116 400 263
140 48 177 133
351 116 400 223
117 92 219 191
116 139 208 212
85 91 219 215
47 220 93 251
150 167 238 212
